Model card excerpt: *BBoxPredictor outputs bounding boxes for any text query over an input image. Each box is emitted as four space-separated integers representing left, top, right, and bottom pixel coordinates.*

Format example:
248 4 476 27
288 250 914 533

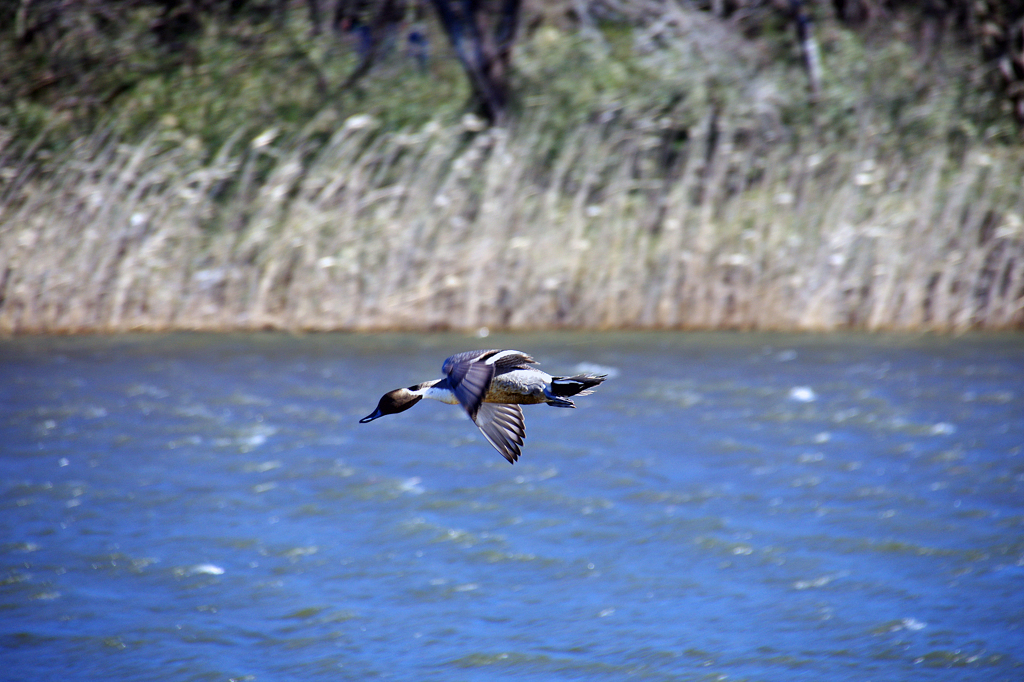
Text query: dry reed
1 108 1023 334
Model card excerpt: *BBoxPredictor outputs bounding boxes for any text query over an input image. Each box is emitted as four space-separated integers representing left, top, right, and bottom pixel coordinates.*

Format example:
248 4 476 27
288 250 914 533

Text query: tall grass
2 105 1022 334
2 11 1023 335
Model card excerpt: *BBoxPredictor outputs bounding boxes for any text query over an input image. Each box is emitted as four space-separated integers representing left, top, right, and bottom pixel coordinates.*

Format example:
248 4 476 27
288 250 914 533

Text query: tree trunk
430 0 521 124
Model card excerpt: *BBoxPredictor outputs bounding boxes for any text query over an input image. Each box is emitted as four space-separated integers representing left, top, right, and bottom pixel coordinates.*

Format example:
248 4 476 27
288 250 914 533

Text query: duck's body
359 350 606 463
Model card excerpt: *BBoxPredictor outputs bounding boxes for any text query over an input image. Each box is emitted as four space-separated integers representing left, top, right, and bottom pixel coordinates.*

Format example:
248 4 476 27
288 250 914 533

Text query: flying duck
359 349 606 463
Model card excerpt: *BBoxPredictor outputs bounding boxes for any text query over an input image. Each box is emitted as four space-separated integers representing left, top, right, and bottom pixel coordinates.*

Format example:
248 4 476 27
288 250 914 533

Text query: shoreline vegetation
1 3 1023 334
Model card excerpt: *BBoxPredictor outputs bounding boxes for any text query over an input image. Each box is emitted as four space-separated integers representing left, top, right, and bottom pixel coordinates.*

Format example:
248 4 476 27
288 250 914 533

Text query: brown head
358 387 423 423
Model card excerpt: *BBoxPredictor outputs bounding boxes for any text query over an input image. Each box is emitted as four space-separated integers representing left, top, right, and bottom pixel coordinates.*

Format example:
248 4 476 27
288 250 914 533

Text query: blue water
1 332 1022 681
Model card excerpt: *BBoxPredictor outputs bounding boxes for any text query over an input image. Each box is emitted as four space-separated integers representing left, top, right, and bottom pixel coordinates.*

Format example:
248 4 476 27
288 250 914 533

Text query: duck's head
359 387 423 423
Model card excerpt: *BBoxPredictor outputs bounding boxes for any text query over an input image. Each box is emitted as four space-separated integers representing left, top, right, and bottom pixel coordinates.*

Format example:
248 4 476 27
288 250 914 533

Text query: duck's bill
359 409 383 423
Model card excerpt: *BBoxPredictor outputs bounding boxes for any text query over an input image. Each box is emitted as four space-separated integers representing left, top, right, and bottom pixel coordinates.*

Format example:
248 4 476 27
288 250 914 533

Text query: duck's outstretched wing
483 350 536 375
442 351 497 420
474 403 526 464
442 350 536 419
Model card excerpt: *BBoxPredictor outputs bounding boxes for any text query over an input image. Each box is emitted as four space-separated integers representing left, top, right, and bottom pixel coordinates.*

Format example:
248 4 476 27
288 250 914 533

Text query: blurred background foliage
1 1 1022 333
1 0 1022 159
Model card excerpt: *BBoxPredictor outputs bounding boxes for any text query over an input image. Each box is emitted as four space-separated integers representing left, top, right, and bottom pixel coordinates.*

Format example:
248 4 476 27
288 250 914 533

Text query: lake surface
1 332 1022 681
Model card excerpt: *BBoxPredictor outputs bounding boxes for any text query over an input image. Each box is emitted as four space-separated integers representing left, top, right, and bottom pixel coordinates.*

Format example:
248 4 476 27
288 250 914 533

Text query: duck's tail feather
548 373 607 398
